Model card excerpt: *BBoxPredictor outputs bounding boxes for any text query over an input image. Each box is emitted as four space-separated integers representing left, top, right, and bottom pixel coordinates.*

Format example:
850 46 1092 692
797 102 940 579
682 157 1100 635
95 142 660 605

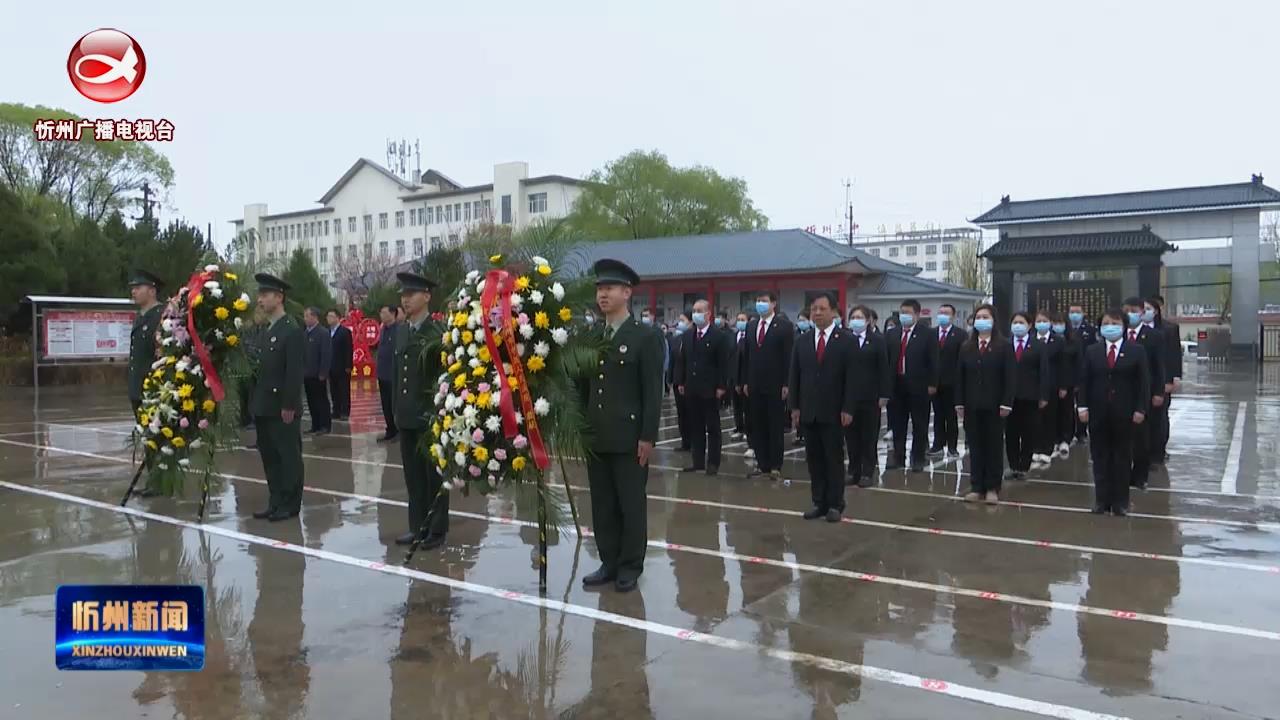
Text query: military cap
593 258 640 287
396 271 437 293
127 269 163 288
254 272 291 294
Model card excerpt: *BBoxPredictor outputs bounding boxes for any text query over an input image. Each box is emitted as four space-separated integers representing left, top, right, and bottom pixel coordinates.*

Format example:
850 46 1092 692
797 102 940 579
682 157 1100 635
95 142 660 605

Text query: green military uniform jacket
249 314 304 417
128 304 163 406
393 316 442 431
587 316 663 454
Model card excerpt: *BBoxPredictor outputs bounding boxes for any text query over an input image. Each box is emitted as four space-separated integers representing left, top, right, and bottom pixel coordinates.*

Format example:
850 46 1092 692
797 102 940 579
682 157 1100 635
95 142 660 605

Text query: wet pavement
2 363 1279 719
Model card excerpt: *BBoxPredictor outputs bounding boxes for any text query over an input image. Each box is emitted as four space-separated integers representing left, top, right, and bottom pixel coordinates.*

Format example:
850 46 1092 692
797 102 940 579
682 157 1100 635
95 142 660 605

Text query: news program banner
55 585 205 670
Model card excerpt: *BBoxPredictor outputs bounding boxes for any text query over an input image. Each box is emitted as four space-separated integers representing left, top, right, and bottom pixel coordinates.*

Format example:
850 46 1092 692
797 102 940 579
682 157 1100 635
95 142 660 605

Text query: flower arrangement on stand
131 264 253 519
425 253 600 591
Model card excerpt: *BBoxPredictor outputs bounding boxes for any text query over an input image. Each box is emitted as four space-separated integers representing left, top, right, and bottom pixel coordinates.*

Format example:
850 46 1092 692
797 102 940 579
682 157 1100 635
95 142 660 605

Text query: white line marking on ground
0 479 1134 720
1222 402 1247 495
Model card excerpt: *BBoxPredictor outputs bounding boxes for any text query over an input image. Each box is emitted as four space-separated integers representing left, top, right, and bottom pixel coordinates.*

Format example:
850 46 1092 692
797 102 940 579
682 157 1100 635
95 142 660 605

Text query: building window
906 245 918 257
454 203 461 222
473 200 482 220
348 244 357 259
943 243 953 255
869 248 880 257
925 244 937 255
377 240 387 256
395 210 404 228
888 246 900 257
528 192 547 214
429 236 440 250
378 212 388 230
413 237 423 256
334 245 343 262
426 206 434 225
925 261 937 271
363 214 373 233
408 208 416 226
348 216 356 233
447 204 454 222
500 195 512 224
363 243 372 258
319 247 328 264
907 262 920 269
395 239 404 257
464 202 471 222
941 260 950 271
333 218 341 236
483 199 492 219
448 233 459 244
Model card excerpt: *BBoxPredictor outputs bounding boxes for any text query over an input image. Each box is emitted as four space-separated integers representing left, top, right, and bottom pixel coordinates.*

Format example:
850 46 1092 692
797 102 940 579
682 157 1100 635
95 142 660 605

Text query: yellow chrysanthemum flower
138 413 149 425
465 393 476 405
224 272 238 281
527 356 545 373
476 391 492 408
174 371 186 381
440 351 448 365
477 346 491 363
489 253 503 264
558 307 572 322
171 437 186 448
428 445 439 458
165 356 177 365
181 399 195 412
191 293 203 308
233 298 249 312
515 276 530 291
177 384 194 398
432 422 441 436
537 264 551 276
226 335 239 346
161 427 174 438
442 415 453 430
453 312 469 328
202 399 216 413
508 376 519 390
472 446 489 462
152 368 164 378
143 378 152 389
534 311 549 329
214 306 230 320
461 330 473 345
145 440 158 450
472 365 488 377
438 457 447 468
448 361 462 374
453 373 467 389
512 456 527 471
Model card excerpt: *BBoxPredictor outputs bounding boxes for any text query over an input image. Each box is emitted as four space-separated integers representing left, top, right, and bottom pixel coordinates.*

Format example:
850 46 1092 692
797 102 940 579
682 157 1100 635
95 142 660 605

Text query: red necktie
1107 343 1117 369
816 329 827 363
898 331 908 375
1129 330 1137 343
757 319 766 347
939 328 946 347
979 339 987 354
1015 338 1025 361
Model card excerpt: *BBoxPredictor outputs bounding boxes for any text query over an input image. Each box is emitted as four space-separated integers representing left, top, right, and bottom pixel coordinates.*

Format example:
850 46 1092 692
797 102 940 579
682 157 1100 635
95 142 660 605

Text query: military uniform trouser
587 451 649 582
399 427 449 537
255 415 303 513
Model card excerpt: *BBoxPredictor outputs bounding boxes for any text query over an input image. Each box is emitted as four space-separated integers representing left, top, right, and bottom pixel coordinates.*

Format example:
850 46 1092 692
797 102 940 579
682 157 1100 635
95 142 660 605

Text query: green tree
360 281 401 318
566 150 768 240
420 245 466 314
945 238 992 296
283 247 336 313
55 218 123 297
122 220 217 292
0 184 64 325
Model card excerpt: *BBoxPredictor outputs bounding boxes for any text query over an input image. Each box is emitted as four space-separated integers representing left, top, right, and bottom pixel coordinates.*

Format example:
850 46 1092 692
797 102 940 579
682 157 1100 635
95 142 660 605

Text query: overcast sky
5 0 1278 248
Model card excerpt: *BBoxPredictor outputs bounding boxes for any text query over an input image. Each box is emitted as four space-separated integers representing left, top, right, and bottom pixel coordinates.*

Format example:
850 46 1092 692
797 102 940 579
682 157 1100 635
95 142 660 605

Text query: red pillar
837 276 848 319
708 279 717 312
648 285 657 317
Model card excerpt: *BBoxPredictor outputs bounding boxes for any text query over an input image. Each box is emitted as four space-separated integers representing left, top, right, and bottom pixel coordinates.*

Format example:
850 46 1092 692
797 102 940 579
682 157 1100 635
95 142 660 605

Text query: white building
230 158 585 286
844 227 983 282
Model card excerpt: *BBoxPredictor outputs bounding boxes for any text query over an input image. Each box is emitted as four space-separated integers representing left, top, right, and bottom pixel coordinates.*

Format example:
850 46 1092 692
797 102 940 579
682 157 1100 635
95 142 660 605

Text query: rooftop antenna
844 178 855 245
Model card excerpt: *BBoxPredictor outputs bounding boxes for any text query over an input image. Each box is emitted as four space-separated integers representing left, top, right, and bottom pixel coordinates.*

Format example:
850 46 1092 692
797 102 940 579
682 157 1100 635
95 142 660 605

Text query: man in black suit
1079 309 1150 516
676 299 731 475
1067 302 1097 443
730 311 751 441
789 293 855 521
374 304 399 442
929 303 967 458
885 299 938 472
326 309 354 421
301 307 332 435
1122 297 1166 490
743 291 794 479
1147 296 1182 464
843 305 890 488
668 313 692 451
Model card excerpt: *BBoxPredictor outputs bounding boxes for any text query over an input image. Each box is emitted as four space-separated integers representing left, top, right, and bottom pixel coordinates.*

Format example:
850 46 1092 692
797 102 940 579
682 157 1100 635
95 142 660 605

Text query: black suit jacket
676 324 731 398
787 326 856 424
1079 339 1151 418
1157 319 1183 382
1130 326 1166 397
743 315 794 392
303 323 332 379
846 331 891 403
885 325 939 394
1010 335 1051 402
1033 333 1069 392
955 339 1016 411
1057 331 1082 395
329 324 354 372
729 330 749 387
933 325 967 388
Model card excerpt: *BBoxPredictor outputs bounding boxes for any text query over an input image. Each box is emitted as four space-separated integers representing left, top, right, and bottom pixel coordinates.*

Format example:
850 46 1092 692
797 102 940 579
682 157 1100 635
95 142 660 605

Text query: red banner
185 271 226 402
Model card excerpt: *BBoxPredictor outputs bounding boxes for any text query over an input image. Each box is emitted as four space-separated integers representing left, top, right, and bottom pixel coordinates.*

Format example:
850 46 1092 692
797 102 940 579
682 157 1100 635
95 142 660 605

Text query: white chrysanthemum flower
210 288 223 299
510 293 522 307
519 324 535 340
189 439 202 449
454 451 467 465
516 343 526 356
234 317 243 330
161 446 174 456
203 280 220 290
551 327 569 346
215 330 225 340
529 290 544 305
465 270 480 284
515 412 524 425
485 415 501 432
134 424 145 434
534 397 551 416
178 458 191 467
161 318 173 331
189 363 202 376
160 337 172 347
474 328 484 343
240 292 250 303
487 459 500 472
451 328 460 343
489 391 502 408
550 282 565 301
468 357 480 368
477 279 486 293
462 406 478 422
158 463 169 470
466 314 478 330
531 255 548 267
204 264 220 273
533 341 550 357
152 358 166 369
466 345 478 358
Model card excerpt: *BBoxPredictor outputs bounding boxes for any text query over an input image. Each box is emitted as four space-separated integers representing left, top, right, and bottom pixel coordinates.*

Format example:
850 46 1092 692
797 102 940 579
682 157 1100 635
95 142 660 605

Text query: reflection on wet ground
2 364 1279 719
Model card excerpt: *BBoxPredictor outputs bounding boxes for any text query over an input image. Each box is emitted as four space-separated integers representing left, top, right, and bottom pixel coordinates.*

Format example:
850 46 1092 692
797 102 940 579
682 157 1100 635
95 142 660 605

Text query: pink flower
494 448 507 461
518 313 530 325
439 382 449 394
487 474 496 482
471 429 485 443
468 465 482 477
197 419 209 430
179 417 190 429
477 382 491 393
512 434 528 449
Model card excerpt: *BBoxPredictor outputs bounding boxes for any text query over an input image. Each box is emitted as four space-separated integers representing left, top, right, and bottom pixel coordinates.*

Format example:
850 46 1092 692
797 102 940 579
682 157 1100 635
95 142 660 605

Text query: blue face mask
832 318 841 328
1142 309 1156 323
974 318 994 333
899 313 915 327
1052 323 1067 335
1126 312 1142 327
1034 321 1051 333
692 311 707 327
755 301 770 315
849 318 867 332
640 315 652 326
1010 322 1029 337
1100 324 1124 341
797 320 812 332
936 313 952 327
735 319 747 332
676 321 689 332
1068 312 1083 326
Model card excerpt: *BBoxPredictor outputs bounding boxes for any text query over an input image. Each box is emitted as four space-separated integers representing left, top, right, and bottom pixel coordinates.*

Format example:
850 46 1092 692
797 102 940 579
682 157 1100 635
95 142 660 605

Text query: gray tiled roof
981 229 1174 259
861 273 986 297
972 176 1280 225
562 229 914 280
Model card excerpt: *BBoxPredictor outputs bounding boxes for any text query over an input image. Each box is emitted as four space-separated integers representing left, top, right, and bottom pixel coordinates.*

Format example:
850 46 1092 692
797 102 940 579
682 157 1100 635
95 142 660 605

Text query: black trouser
255 415 303 513
732 389 749 434
587 451 649 582
748 385 785 472
329 368 351 417
888 377 930 464
238 378 254 427
1091 410 1135 511
378 379 398 436
1131 398 1158 487
1034 395 1057 456
804 420 845 512
303 377 331 431
1056 391 1076 445
1006 399 1038 471
399 427 448 537
965 407 1005 493
687 394 722 469
673 392 690 449
931 385 959 451
1150 393 1171 461
844 400 879 480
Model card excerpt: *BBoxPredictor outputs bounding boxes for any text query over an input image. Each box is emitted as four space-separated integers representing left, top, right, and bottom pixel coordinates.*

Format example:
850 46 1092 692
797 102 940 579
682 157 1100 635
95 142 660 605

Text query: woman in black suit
1031 309 1064 468
1005 311 1050 478
955 304 1015 504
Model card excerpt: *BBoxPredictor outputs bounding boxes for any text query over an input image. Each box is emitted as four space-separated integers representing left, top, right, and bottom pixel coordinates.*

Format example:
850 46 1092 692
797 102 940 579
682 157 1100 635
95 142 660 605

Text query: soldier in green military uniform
249 273 305 522
394 271 449 548
127 269 165 496
583 259 663 593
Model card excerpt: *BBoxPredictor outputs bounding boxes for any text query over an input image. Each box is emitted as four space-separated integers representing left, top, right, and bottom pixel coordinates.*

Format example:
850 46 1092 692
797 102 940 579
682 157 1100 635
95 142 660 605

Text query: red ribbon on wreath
185 270 226 402
479 268 550 470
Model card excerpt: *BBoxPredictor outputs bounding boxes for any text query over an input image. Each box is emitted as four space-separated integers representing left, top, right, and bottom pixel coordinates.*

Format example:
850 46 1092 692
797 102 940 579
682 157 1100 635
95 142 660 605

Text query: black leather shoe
393 532 417 545
267 509 295 522
825 509 842 523
802 507 825 520
1130 481 1146 490
377 433 398 443
857 475 874 489
681 465 705 473
927 447 944 457
705 466 718 476
252 508 276 519
312 428 330 436
1112 506 1128 517
615 577 638 593
1091 505 1106 514
418 533 446 550
910 461 925 473
582 568 616 587
885 458 904 470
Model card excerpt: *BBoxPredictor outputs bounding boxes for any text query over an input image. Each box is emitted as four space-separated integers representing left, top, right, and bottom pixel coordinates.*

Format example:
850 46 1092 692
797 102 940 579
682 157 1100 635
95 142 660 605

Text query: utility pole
135 182 157 226
844 178 854 245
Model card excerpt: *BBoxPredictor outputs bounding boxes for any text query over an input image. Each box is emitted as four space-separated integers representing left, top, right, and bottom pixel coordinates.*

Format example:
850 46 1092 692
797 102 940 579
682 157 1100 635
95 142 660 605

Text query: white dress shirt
814 323 833 351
